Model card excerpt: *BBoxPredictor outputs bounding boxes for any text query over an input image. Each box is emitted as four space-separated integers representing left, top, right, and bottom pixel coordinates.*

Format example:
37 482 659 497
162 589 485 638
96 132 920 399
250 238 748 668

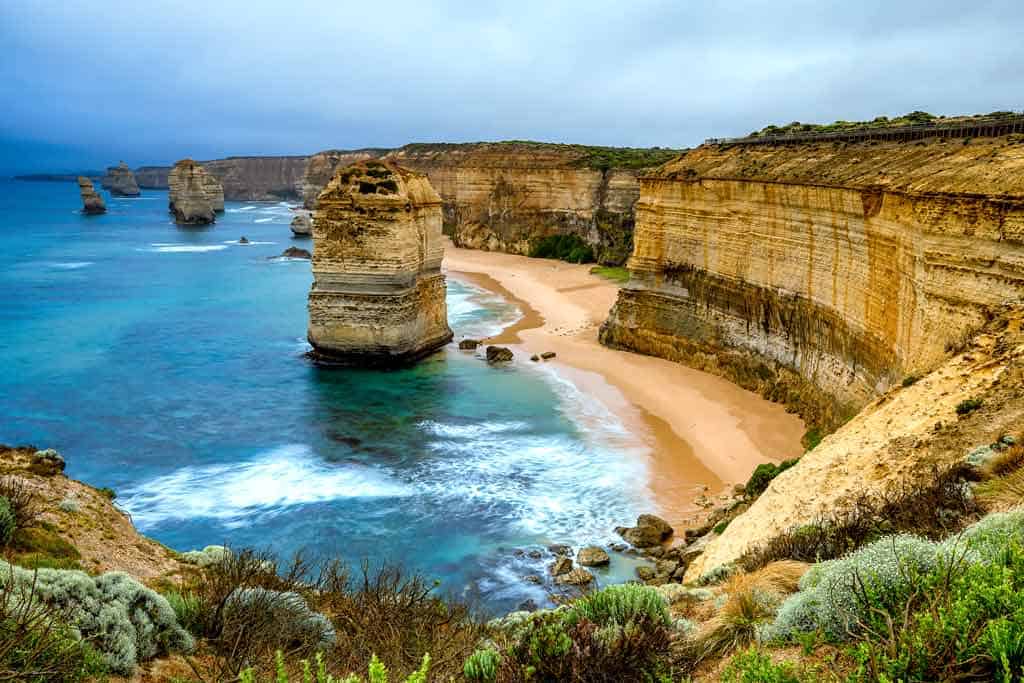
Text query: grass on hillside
748 110 1020 138
400 140 682 171
590 265 630 284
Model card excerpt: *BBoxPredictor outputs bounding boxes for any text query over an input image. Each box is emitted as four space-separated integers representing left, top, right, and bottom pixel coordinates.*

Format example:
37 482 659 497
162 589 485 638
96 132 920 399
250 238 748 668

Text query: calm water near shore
0 178 656 612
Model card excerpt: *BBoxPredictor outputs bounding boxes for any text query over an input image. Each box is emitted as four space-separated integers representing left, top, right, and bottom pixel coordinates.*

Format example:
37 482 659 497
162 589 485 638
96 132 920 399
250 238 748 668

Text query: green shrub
850 541 1024 682
164 589 203 636
589 265 630 284
463 647 501 682
901 374 921 387
569 583 671 629
956 397 983 415
0 560 193 674
714 519 731 534
0 498 14 547
222 587 336 652
97 487 117 501
529 234 595 264
239 650 430 683
722 647 802 683
180 544 231 567
745 459 799 499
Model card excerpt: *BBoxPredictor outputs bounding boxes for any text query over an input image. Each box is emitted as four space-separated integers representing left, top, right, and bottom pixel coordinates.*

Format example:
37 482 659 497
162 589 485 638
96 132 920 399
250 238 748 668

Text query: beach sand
443 240 806 530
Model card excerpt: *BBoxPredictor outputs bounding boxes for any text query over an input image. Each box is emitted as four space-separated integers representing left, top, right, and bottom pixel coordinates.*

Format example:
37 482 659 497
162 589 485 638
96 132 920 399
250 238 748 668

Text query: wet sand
443 241 806 530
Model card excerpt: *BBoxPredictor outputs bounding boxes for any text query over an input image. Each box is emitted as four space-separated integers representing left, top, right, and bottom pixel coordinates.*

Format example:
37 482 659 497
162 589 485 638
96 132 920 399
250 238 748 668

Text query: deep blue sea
0 178 655 612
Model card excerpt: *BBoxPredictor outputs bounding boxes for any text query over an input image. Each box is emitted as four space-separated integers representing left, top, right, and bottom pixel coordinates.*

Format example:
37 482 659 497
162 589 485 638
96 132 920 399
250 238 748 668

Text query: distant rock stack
168 159 217 225
101 162 140 196
290 211 312 236
307 161 453 365
77 177 106 214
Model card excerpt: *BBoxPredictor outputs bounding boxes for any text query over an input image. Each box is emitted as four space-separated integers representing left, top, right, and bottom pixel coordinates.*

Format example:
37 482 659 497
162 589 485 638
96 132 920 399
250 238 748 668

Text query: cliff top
655 134 1024 195
391 140 683 171
320 160 440 207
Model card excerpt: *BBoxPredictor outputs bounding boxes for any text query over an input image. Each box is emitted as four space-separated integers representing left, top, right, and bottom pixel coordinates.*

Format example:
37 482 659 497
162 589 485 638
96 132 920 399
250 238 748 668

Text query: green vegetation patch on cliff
400 140 681 170
747 110 1020 138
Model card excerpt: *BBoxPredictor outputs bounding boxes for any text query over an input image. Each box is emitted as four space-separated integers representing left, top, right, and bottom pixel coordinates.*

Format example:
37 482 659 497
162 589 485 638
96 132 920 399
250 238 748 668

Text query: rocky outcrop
307 161 453 365
202 156 309 201
77 177 106 214
290 211 312 236
601 136 1024 431
202 172 224 212
134 166 170 189
101 162 140 196
168 159 217 225
301 149 389 208
686 305 1024 580
303 143 680 265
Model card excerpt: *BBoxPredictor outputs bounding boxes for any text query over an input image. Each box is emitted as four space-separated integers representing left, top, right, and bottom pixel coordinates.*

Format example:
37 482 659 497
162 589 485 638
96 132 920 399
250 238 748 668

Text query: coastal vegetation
529 233 595 263
747 110 1020 138
589 265 630 284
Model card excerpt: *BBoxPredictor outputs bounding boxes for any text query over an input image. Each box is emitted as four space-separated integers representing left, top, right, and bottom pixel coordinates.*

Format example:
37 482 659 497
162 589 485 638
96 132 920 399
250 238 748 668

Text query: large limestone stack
101 162 140 196
307 161 453 365
168 159 217 225
77 177 106 214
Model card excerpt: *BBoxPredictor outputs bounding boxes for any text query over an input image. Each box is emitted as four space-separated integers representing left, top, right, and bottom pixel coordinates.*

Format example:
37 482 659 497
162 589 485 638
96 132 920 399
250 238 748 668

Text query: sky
1 0 1022 173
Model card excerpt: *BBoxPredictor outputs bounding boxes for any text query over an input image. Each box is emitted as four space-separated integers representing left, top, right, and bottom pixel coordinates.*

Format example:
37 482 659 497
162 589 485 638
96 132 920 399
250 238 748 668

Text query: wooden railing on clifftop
705 113 1024 146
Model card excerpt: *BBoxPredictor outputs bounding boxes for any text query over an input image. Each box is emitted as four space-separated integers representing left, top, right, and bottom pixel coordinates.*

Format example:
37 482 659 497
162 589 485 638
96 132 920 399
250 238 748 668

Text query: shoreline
443 241 805 531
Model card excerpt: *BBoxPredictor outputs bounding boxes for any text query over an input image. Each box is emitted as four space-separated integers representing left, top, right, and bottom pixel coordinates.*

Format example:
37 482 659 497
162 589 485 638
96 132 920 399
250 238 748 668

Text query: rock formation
303 143 680 265
202 172 224 212
77 177 106 214
301 149 388 208
100 162 140 196
290 211 312 236
134 166 170 189
600 135 1024 432
202 156 309 201
167 159 217 225
307 161 453 365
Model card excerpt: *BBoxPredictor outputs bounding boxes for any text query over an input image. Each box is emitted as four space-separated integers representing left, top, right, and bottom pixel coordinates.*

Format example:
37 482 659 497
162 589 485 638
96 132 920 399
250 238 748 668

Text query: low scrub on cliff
529 234 595 264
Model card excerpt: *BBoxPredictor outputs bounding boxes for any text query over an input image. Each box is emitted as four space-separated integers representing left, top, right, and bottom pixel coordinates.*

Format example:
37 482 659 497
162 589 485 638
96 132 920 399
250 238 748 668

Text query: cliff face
202 156 309 201
308 161 452 365
134 166 170 189
168 159 217 225
601 136 1024 430
304 143 679 265
101 162 140 196
77 177 106 214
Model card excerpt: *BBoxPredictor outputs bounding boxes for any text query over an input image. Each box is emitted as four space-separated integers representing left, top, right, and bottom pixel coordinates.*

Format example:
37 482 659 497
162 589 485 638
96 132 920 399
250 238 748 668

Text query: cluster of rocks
290 211 312 236
530 351 557 362
168 159 224 225
77 177 106 215
101 162 140 197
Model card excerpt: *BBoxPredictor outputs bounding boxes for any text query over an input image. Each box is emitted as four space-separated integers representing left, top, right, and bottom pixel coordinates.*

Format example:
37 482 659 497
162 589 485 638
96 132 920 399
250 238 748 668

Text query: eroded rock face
168 159 218 225
290 211 312 236
307 161 452 365
77 177 106 214
101 162 140 196
302 150 388 208
203 156 307 201
600 137 1024 431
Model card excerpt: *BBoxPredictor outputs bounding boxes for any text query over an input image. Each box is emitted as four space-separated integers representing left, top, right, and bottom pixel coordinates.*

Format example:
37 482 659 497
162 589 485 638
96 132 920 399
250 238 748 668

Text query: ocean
0 178 656 612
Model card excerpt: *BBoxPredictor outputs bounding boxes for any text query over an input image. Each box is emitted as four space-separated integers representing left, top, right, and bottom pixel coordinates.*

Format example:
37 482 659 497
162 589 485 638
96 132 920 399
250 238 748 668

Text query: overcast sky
1 0 1021 173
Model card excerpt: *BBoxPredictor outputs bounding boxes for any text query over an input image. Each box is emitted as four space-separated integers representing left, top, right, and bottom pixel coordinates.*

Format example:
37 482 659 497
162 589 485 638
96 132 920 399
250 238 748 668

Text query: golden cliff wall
304 143 680 265
307 161 452 365
601 137 1024 430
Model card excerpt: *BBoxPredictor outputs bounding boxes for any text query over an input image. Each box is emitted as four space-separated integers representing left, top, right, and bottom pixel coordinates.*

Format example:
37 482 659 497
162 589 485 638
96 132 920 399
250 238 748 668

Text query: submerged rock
78 177 106 214
101 161 140 197
548 557 573 576
307 160 453 366
486 346 513 363
168 159 217 225
290 212 312 236
555 567 594 586
279 246 311 259
239 236 250 244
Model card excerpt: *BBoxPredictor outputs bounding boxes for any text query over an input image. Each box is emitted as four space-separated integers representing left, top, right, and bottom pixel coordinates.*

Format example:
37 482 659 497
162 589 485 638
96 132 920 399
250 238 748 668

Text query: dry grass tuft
982 444 1024 479
976 467 1024 511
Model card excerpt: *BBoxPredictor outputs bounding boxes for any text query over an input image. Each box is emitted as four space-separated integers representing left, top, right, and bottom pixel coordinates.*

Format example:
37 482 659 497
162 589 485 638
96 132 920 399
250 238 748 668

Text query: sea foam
121 444 411 529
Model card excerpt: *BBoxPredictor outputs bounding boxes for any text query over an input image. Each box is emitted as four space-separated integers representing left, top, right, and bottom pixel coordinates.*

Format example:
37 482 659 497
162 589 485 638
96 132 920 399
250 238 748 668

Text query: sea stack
168 159 218 225
307 160 453 365
77 177 106 214
290 211 312 236
101 162 140 196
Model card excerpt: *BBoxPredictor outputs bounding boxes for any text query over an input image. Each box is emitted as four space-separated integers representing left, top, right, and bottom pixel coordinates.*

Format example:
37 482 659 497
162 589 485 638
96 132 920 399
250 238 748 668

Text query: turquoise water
0 178 654 612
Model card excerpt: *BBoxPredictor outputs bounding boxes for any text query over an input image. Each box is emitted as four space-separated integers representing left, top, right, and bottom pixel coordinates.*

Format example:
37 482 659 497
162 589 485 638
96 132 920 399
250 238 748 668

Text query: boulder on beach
637 514 674 540
617 514 674 548
77 177 106 215
541 351 557 360
548 557 573 577
486 346 513 363
458 339 480 350
577 546 610 567
555 567 594 586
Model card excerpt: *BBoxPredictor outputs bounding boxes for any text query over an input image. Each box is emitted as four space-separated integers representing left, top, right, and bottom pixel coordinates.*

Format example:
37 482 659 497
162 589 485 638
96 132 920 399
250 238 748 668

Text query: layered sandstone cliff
202 172 225 212
202 156 308 201
301 149 388 208
134 166 170 189
101 161 140 196
77 177 106 214
307 161 452 365
168 159 218 225
304 143 679 265
601 136 1024 431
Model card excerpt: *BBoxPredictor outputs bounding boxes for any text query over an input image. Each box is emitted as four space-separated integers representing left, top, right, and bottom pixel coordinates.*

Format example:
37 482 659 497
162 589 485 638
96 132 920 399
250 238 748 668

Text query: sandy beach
443 240 806 530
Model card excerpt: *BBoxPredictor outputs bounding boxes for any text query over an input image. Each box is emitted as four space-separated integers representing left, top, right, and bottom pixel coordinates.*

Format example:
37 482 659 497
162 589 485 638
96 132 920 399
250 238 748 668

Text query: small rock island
168 159 223 225
307 161 453 365
101 161 140 196
77 177 106 214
